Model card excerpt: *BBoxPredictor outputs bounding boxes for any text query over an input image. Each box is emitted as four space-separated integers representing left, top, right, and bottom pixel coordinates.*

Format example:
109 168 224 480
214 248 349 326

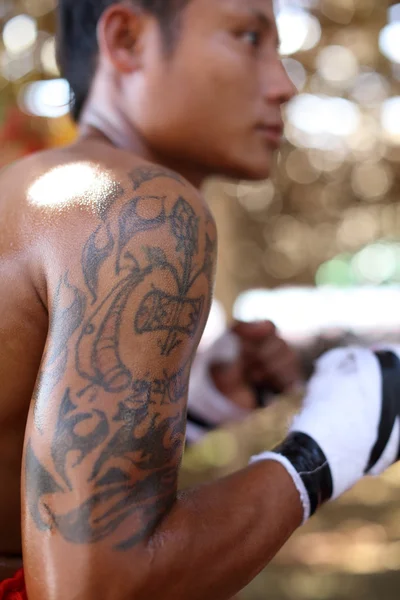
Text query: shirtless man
2 0 400 598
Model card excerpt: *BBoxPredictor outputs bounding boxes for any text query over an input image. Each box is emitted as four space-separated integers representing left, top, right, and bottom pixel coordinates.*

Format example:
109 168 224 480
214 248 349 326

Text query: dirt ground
180 395 400 600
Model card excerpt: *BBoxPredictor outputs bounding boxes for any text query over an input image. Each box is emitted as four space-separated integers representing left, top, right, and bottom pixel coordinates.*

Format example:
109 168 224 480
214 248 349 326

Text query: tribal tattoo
27 166 216 550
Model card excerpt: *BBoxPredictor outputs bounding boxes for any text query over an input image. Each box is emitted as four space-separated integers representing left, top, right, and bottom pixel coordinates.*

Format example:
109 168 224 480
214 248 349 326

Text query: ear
97 3 146 73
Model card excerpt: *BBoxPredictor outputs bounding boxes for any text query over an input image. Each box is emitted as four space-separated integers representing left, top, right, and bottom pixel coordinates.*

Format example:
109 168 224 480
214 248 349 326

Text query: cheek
130 43 262 163
176 63 258 142
156 43 258 124
131 71 217 148
208 44 260 103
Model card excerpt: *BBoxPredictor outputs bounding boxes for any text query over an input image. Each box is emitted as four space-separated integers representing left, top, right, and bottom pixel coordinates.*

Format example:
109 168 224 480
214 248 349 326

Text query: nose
262 58 297 106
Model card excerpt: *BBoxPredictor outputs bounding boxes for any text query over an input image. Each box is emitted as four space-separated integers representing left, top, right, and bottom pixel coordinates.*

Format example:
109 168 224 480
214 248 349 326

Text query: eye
240 30 262 48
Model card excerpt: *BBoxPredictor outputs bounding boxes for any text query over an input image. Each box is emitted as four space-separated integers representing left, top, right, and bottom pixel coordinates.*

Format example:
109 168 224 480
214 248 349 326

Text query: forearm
124 345 400 600
145 460 302 600
26 458 301 600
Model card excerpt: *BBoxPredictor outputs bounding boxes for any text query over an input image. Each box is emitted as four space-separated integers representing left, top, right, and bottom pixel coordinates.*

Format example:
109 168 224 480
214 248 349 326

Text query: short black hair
57 0 188 122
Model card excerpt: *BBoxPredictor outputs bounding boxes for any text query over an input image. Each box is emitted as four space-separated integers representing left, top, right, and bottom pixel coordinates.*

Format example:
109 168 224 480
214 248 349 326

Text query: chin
215 158 272 181
240 162 271 181
221 145 275 181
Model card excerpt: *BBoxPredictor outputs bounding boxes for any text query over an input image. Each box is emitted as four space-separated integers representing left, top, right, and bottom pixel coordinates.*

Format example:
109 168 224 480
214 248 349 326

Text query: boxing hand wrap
251 347 400 524
187 331 250 444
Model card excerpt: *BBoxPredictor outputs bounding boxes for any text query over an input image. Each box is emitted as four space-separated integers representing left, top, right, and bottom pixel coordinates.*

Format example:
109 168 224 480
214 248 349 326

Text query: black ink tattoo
47 274 87 369
27 165 216 550
82 223 115 304
96 181 125 221
51 388 109 490
135 290 204 356
33 274 86 430
117 195 167 274
129 165 186 192
75 273 148 394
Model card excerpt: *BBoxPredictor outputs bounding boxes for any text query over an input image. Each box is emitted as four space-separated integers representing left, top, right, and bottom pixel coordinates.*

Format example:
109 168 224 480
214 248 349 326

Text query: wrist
272 432 333 516
250 432 333 524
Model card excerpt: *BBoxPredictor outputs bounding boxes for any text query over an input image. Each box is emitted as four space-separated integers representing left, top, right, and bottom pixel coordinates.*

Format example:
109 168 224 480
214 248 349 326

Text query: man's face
122 0 296 180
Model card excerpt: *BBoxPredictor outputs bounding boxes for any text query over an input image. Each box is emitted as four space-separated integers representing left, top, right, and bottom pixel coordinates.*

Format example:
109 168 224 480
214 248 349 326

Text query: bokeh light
381 96 400 141
2 14 37 55
40 37 59 76
20 78 70 117
379 21 400 64
317 45 359 87
277 8 321 56
286 94 360 148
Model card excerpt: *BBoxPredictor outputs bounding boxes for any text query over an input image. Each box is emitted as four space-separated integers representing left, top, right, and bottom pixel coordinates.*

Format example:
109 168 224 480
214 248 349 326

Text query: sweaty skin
0 0 302 597
0 143 301 599
0 143 211 566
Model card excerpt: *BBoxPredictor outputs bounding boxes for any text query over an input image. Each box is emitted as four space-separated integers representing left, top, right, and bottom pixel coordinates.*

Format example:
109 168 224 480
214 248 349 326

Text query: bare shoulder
39 156 217 269
0 145 212 227
104 160 215 231
2 148 217 305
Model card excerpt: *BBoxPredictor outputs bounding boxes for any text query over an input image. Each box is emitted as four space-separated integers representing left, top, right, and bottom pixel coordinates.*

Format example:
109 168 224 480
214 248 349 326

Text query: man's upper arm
23 168 217 564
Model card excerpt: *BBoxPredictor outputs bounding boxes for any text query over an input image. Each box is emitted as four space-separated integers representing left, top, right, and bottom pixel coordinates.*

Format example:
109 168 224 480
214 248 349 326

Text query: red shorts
0 570 27 600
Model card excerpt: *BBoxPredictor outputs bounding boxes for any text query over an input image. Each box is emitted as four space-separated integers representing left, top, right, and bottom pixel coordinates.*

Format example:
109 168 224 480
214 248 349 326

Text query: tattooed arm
23 168 302 600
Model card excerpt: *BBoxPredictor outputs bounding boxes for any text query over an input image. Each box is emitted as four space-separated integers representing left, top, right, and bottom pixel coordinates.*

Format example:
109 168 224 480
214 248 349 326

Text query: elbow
93 547 159 600
37 546 157 600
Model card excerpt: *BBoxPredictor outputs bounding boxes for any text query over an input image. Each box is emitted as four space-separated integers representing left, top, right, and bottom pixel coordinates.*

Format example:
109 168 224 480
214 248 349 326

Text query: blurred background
2 0 400 597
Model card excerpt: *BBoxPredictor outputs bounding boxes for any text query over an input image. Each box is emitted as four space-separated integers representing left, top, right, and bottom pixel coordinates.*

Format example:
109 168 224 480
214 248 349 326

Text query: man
1 1 400 598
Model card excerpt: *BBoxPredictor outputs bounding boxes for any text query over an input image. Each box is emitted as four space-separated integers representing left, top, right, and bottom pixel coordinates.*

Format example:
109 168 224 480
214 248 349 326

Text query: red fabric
0 570 27 600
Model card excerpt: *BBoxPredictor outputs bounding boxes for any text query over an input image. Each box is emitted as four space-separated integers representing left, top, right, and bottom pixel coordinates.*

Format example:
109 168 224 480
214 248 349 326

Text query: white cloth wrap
290 346 400 498
252 346 400 522
187 331 250 444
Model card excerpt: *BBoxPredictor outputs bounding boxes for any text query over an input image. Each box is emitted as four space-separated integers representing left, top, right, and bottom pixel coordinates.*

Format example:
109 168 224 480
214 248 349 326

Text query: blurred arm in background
187 319 304 444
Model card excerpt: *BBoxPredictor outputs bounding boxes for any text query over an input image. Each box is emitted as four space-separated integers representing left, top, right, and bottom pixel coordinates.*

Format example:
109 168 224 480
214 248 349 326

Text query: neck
79 105 208 190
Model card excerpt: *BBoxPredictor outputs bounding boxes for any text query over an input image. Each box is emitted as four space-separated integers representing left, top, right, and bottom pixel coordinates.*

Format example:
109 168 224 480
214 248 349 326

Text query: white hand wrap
186 332 250 444
251 346 400 522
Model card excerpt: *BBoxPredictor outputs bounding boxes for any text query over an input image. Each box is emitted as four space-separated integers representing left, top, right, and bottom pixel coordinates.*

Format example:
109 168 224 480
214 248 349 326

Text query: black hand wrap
366 351 400 472
273 432 333 516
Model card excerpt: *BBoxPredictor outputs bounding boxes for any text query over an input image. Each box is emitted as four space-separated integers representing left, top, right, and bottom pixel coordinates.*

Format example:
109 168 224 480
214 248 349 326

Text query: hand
210 320 303 410
251 346 400 522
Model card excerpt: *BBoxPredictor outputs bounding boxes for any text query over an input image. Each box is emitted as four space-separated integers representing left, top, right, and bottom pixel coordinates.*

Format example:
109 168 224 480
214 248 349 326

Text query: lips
257 124 284 147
